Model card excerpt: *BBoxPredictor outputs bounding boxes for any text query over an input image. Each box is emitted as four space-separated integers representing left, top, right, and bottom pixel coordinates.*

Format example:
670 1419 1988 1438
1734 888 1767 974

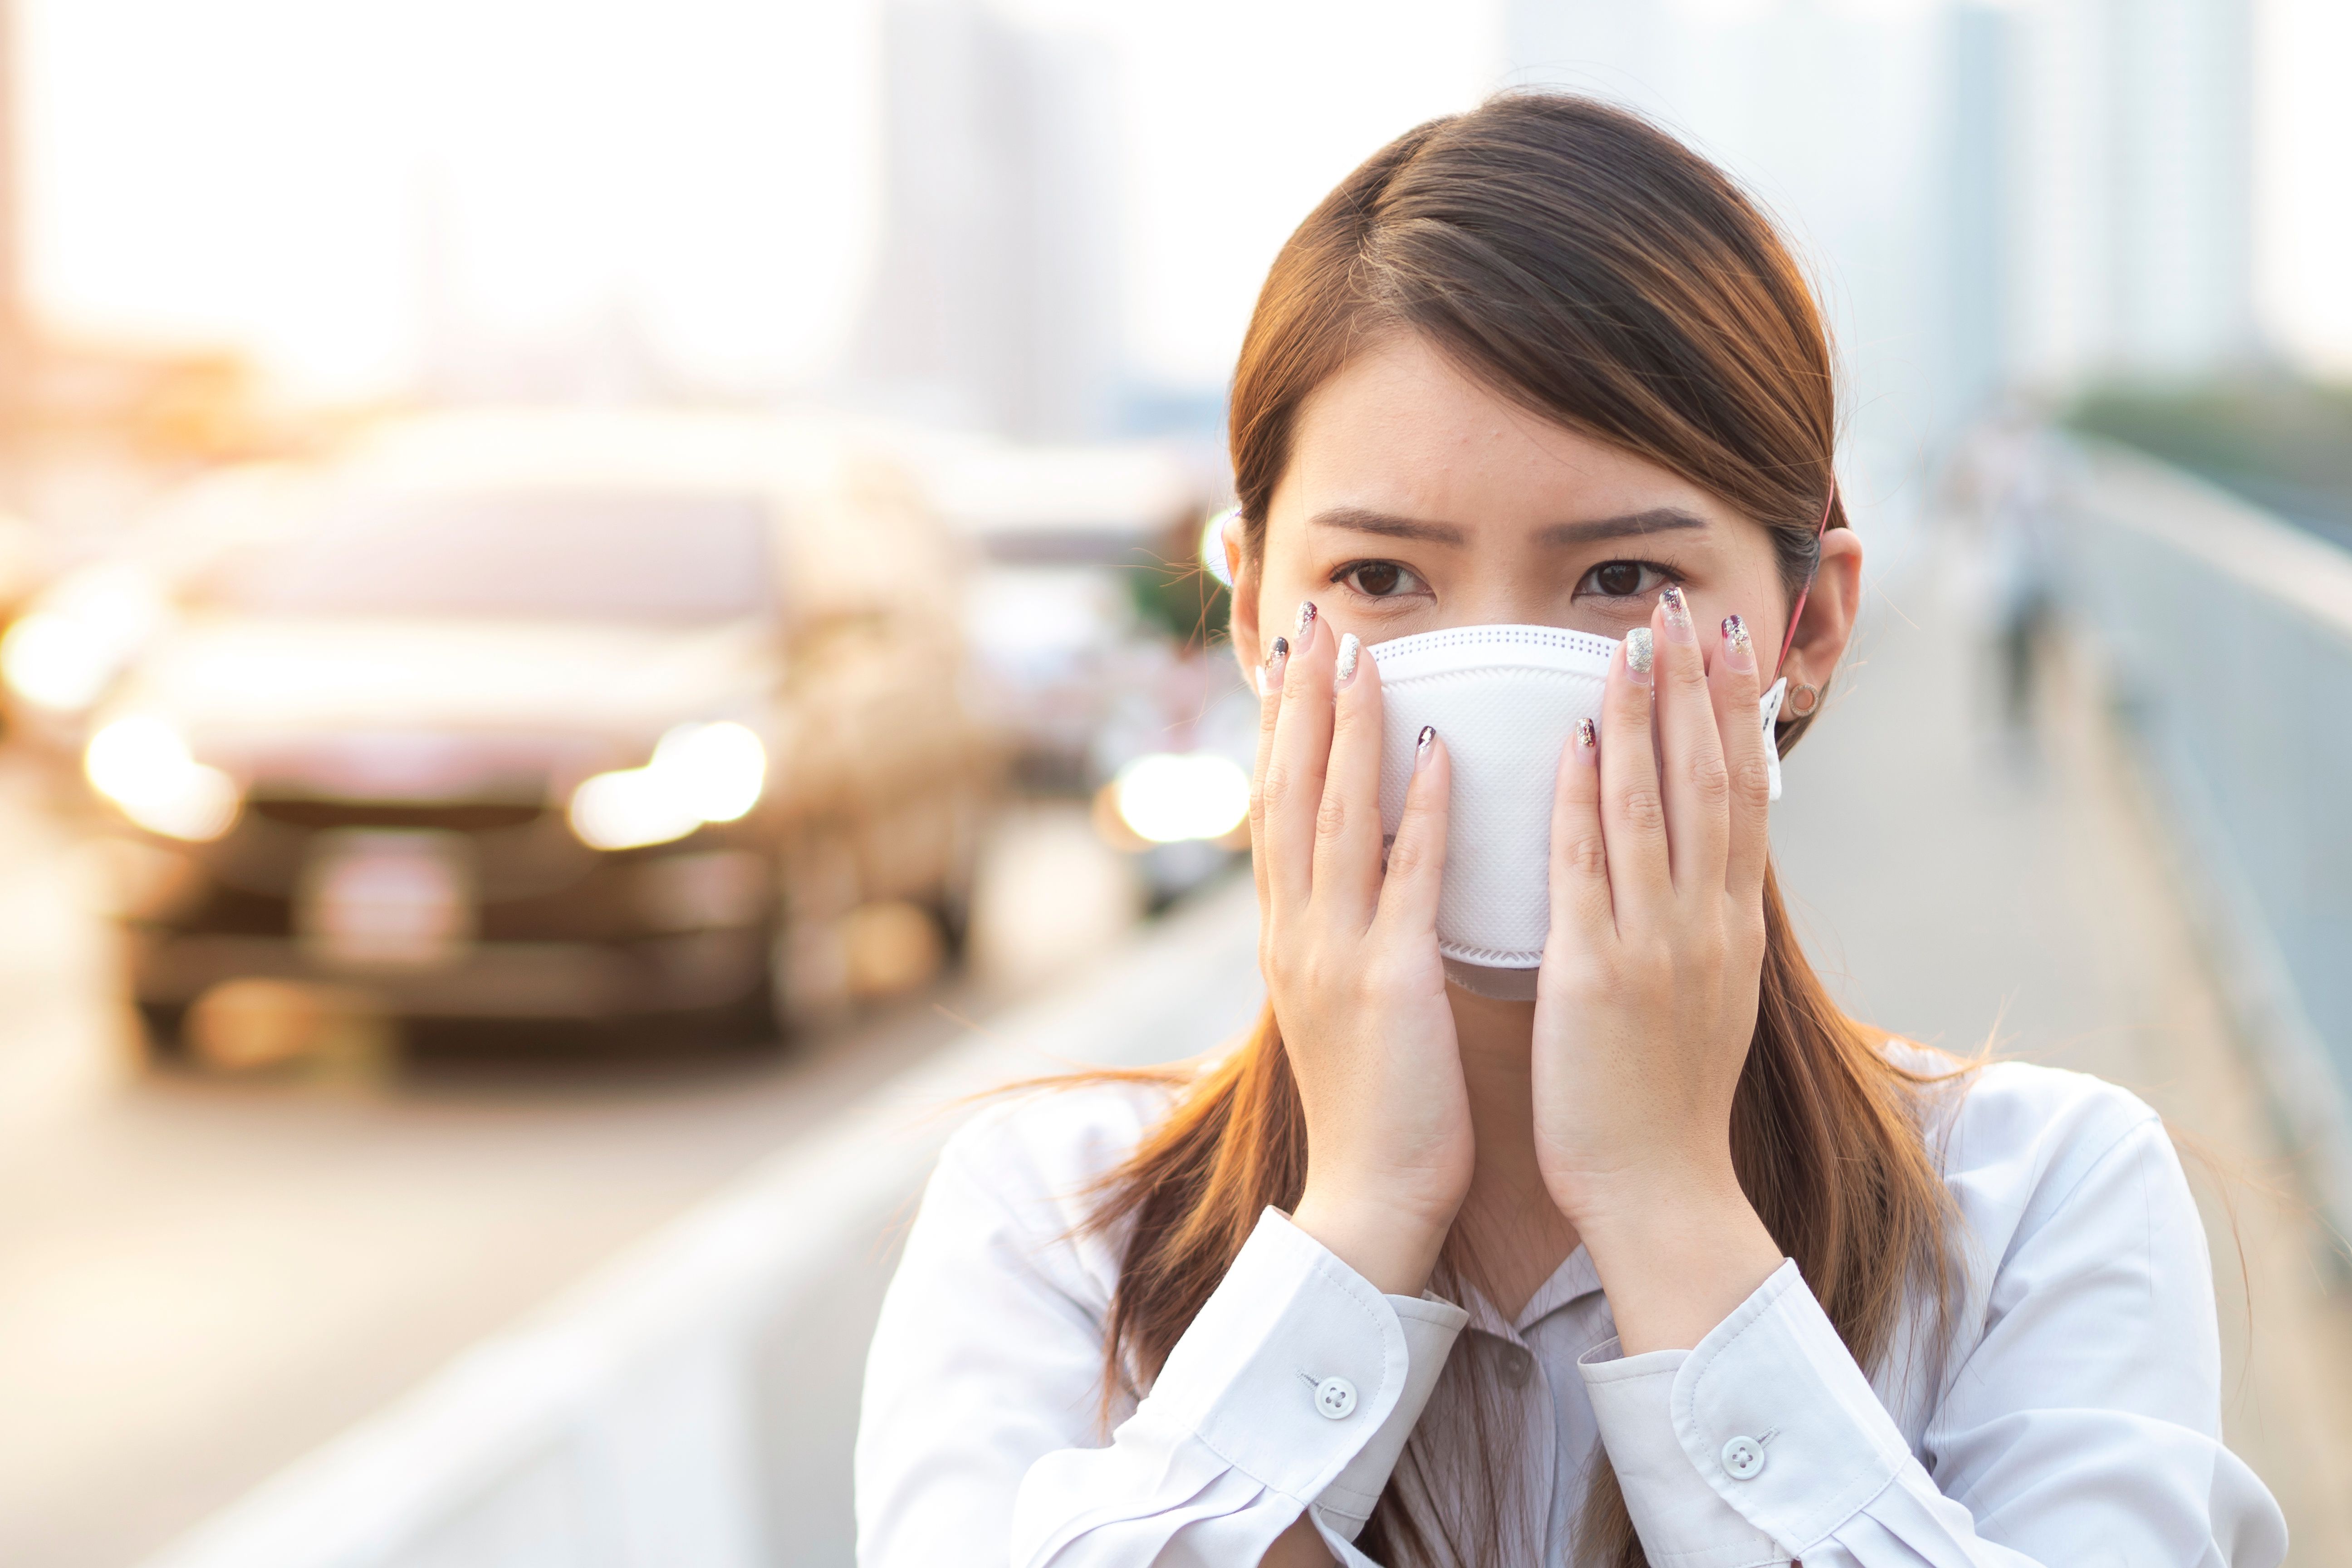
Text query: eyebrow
1535 508 1711 547
1307 506 1468 544
1307 505 1711 548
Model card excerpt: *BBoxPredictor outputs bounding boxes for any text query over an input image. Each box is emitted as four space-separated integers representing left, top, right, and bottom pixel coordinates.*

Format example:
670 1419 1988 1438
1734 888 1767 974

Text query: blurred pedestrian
1948 405 2064 742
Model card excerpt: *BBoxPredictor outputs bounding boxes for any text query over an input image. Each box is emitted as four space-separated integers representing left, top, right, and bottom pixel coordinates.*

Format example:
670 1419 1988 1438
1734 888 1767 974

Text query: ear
1224 512 1264 686
1783 527 1863 690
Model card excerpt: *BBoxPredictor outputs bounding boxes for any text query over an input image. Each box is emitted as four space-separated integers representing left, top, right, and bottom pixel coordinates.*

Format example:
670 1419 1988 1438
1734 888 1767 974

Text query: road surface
0 790 1155 1568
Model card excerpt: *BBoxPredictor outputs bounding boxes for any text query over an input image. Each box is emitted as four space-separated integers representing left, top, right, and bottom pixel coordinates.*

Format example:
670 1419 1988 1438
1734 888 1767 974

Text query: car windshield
206 488 773 623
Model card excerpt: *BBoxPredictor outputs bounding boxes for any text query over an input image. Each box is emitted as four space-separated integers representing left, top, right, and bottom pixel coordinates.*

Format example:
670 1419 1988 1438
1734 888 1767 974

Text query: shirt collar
1460 1244 1606 1341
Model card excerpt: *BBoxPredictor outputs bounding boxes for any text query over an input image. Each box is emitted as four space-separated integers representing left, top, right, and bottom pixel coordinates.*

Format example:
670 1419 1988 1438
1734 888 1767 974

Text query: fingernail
1295 599 1318 639
1626 626 1654 685
1333 631 1360 689
1259 635 1289 696
1660 584 1695 643
1720 614 1754 673
1415 723 1436 770
1573 716 1598 765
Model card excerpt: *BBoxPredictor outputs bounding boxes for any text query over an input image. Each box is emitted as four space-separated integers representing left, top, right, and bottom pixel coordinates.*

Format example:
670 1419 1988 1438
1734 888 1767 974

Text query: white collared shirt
855 1051 2286 1566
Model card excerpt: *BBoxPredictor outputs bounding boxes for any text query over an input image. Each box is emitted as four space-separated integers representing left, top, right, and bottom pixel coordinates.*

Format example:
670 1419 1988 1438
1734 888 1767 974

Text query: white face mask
1370 623 1788 1000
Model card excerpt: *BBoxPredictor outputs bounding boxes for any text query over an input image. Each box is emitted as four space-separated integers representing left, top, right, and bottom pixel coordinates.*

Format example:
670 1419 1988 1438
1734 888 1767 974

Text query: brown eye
1590 561 1644 597
1341 561 1421 597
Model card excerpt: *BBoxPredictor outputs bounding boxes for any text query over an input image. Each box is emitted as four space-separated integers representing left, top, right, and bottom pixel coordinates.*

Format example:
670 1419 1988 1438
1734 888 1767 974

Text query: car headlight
3 568 167 714
84 717 241 842
1112 752 1250 844
5 612 132 713
567 722 767 852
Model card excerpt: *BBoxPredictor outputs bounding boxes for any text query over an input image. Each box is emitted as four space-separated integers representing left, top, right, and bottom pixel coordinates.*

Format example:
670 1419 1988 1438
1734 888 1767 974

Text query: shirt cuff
1581 1259 1913 1561
1319 1289 1466 1536
1136 1207 1468 1522
1581 1346 1790 1567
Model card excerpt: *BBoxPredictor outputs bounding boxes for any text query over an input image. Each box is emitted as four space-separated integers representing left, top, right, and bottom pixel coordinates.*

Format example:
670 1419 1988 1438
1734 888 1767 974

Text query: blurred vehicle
1088 651 1256 906
2 464 308 752
919 437 1215 788
0 510 65 720
912 436 1250 902
72 409 991 1055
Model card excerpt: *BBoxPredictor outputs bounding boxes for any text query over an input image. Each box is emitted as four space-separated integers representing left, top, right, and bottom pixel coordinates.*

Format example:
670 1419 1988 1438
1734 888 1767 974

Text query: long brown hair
1083 94 1963 1567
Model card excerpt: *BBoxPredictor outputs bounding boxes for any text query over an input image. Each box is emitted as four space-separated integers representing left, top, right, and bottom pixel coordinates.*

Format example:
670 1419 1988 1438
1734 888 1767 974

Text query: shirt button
1721 1436 1766 1480
1313 1377 1358 1419
1500 1347 1534 1388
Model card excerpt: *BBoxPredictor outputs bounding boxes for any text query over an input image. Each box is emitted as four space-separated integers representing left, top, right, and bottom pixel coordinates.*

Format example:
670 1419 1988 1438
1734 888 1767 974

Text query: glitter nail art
1627 626 1655 676
1259 635 1289 696
1296 600 1318 635
1333 631 1360 688
1720 614 1753 668
1660 584 1693 640
1417 724 1436 750
1576 717 1597 750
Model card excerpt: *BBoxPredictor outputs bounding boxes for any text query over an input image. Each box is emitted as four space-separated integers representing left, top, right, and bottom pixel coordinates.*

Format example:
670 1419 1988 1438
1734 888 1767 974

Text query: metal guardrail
2064 439 2352 1242
141 875 1264 1568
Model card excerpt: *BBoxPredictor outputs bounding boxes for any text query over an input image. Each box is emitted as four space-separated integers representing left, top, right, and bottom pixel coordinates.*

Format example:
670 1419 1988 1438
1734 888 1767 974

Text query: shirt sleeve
1577 1116 2287 1568
856 1122 1466 1568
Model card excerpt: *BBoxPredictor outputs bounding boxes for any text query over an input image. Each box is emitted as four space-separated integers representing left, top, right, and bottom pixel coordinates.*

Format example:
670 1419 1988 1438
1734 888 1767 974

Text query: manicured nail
1573 716 1598 765
1660 584 1695 643
1415 724 1436 770
1626 626 1654 684
1720 614 1755 673
1259 635 1289 696
1296 599 1317 634
1333 632 1360 689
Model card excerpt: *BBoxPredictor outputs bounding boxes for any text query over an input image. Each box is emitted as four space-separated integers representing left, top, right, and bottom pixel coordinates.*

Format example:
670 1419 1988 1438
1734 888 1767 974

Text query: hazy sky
18 0 2350 404
20 0 1503 401
23 0 883 397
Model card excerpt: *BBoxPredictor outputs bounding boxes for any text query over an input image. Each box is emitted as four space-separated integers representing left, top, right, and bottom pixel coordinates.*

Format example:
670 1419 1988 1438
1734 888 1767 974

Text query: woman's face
1227 333 1862 691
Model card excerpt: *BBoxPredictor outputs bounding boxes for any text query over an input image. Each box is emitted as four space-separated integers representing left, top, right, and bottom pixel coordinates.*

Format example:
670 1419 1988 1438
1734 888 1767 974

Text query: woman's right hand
1252 602 1470 1298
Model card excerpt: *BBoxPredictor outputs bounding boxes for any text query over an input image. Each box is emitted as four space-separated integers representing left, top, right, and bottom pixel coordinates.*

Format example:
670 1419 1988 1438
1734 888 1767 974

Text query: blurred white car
63 409 994 1054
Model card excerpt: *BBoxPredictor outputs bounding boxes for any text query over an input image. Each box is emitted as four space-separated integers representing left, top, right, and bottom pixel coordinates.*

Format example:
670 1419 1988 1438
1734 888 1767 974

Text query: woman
856 95 2285 1568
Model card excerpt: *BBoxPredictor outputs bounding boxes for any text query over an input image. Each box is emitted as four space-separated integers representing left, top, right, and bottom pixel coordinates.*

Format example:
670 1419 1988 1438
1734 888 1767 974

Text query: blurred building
1504 0 2259 441
1996 0 2256 386
846 0 1124 441
1934 3 2013 426
0 0 286 503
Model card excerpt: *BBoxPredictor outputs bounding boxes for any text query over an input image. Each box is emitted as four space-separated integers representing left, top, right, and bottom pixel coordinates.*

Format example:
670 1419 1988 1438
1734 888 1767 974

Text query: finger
1246 631 1291 919
1311 630 1387 927
1709 611 1772 899
1545 717 1613 948
1258 600 1335 911
1599 622 1670 919
1373 723 1449 937
1652 585 1730 896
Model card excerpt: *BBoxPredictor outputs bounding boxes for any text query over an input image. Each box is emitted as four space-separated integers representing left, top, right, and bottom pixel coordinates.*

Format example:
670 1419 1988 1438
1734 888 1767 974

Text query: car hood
105 616 774 776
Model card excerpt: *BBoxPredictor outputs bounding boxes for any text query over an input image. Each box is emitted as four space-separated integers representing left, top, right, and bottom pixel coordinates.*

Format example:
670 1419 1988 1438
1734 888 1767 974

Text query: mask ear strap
1775 475 1837 676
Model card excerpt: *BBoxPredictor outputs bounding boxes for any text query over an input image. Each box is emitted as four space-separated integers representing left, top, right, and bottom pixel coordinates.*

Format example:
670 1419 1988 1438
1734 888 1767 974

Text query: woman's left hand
1530 586 1787 1354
